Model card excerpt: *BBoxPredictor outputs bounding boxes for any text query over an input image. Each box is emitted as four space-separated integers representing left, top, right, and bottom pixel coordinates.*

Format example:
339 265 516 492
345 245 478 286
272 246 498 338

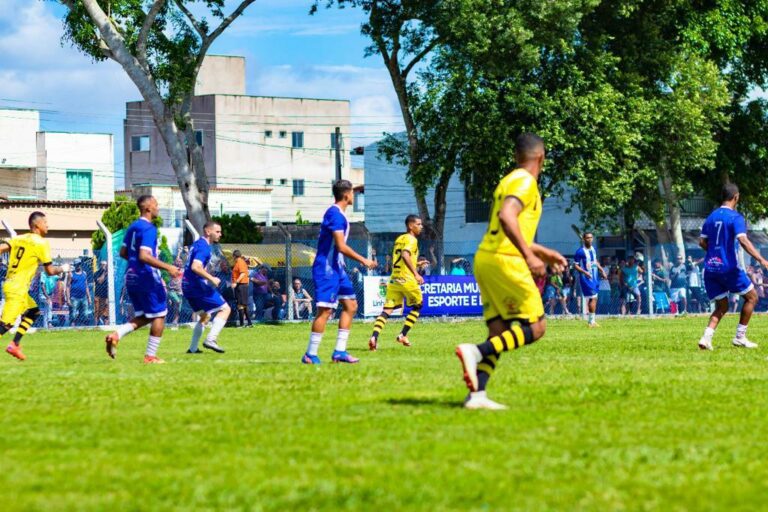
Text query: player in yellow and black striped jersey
368 215 425 351
455 133 568 410
0 211 69 361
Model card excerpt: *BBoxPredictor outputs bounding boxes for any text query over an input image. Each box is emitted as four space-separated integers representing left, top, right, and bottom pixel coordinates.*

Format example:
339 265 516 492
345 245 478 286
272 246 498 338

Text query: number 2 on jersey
393 248 402 269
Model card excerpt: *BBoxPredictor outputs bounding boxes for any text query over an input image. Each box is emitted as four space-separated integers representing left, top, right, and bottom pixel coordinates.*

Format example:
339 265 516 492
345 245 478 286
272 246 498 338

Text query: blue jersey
182 238 213 296
123 217 161 285
701 207 747 274
574 246 599 284
313 204 349 274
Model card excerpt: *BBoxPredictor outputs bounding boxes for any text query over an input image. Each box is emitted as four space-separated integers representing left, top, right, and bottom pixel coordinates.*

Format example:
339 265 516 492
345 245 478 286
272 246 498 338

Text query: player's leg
699 272 729 350
203 302 230 353
332 298 359 363
397 286 423 346
12 306 41 347
587 296 598 327
105 285 154 359
3 294 38 360
369 307 394 351
732 270 758 348
303 271 338 364
143 315 166 364
187 311 209 354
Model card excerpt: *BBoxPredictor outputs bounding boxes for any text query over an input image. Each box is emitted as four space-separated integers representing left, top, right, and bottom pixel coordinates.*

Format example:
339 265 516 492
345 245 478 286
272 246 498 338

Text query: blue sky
0 0 403 186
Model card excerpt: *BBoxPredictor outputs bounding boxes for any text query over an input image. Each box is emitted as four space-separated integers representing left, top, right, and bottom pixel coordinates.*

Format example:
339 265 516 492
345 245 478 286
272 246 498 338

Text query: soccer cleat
464 392 508 411
5 343 26 361
455 344 482 392
588 322 600 328
698 338 714 351
332 350 359 364
203 340 225 353
368 336 378 351
143 355 165 364
732 337 758 349
396 334 412 347
301 353 321 365
105 332 119 359
186 348 204 354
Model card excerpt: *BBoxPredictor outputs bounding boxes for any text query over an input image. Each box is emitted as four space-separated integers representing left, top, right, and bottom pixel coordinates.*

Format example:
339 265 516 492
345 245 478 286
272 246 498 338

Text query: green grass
2 316 768 511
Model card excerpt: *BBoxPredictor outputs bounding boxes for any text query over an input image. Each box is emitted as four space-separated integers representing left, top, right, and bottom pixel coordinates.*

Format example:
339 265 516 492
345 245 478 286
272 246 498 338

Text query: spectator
38 268 58 328
231 250 253 327
67 261 91 326
250 266 270 320
686 256 705 313
450 258 467 276
167 257 183 327
598 265 612 314
264 279 286 320
292 278 313 319
562 264 574 313
620 256 642 315
753 267 767 311
669 255 688 314
417 255 431 276
383 254 393 275
609 264 622 314
651 259 670 313
119 284 133 322
93 261 109 325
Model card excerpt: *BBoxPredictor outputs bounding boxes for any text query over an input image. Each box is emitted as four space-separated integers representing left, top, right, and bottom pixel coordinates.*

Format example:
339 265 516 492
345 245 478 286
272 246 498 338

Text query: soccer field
2 316 768 511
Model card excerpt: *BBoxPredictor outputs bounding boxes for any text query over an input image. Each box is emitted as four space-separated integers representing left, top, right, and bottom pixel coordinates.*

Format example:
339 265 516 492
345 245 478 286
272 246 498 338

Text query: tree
91 195 162 250
212 213 263 244
56 0 257 232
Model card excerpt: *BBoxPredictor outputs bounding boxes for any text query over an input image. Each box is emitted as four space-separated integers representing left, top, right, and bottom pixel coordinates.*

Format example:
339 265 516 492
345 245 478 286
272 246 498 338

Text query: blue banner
417 275 483 316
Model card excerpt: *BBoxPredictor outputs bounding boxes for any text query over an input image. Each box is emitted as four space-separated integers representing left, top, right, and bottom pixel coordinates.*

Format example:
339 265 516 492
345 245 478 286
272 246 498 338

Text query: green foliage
91 195 162 251
295 211 309 225
212 213 263 244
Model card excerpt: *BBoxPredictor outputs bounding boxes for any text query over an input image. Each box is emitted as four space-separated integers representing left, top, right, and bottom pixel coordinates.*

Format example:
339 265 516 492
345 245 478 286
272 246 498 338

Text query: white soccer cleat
732 337 758 349
203 340 226 353
698 337 713 351
456 344 482 392
464 392 508 411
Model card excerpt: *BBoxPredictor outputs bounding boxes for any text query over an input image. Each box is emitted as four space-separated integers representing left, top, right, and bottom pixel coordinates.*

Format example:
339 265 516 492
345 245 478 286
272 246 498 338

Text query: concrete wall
195 55 246 95
0 168 36 198
38 132 114 202
0 108 39 168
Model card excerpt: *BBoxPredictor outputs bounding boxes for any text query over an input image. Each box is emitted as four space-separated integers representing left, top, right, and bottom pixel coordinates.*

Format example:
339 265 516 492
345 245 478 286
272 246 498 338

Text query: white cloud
227 19 359 37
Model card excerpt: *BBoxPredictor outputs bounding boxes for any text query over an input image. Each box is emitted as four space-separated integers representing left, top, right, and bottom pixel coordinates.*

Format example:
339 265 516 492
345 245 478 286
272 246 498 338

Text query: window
66 169 92 200
354 191 365 212
292 131 304 148
265 130 273 138
195 130 204 147
279 131 287 138
131 135 150 152
465 188 491 223
292 179 305 196
279 178 288 186
265 178 273 186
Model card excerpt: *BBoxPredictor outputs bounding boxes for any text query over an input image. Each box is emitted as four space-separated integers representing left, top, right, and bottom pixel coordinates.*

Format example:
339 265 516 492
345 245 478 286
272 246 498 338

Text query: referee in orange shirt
232 250 253 327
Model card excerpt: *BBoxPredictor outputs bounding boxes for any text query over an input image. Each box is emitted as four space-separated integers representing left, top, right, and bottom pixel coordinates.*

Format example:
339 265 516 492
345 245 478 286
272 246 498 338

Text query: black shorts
235 283 250 306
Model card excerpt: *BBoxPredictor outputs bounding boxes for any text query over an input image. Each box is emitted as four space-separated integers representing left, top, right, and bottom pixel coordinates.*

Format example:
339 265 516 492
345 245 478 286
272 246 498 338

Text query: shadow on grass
385 397 463 409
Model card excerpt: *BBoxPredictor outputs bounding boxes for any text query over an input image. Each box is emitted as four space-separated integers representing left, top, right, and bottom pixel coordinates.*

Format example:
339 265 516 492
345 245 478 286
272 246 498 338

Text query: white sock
736 324 748 339
335 329 350 353
588 313 596 324
703 327 715 340
205 316 226 343
146 335 161 357
307 332 322 356
470 391 486 399
189 322 204 351
116 323 135 340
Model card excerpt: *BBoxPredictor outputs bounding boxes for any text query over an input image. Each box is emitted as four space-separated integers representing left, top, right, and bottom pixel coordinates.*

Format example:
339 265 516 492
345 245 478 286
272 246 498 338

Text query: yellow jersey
2 233 52 293
477 168 542 257
390 233 419 284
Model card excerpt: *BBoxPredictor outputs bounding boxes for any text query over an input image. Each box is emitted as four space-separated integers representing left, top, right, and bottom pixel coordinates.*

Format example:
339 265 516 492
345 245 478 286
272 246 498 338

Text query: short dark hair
721 183 739 202
582 231 594 238
136 195 154 210
233 249 242 259
515 132 545 162
203 220 220 231
28 211 45 229
332 179 353 201
405 214 420 229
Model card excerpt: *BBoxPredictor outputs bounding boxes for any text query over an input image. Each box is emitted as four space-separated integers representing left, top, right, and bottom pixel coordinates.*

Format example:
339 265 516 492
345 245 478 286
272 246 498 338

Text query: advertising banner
364 275 483 317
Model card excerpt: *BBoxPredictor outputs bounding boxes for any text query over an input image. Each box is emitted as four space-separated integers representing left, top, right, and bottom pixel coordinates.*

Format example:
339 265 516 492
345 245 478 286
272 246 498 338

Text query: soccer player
104 196 181 364
302 179 377 364
184 221 231 354
0 212 69 360
368 215 425 351
573 232 607 327
697 183 768 350
455 133 567 410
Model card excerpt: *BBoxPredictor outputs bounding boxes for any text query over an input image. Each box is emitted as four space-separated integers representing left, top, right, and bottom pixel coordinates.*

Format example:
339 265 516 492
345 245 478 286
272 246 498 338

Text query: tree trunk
660 168 686 260
432 160 454 274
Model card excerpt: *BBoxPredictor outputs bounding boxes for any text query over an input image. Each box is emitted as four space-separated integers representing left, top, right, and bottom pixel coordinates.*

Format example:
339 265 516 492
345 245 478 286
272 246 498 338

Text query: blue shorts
126 279 167 319
704 269 753 301
579 278 599 298
184 286 227 315
313 267 355 308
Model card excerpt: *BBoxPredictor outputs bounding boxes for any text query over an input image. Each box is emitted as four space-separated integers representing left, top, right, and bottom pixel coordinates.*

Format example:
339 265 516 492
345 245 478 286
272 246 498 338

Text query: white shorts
671 288 687 302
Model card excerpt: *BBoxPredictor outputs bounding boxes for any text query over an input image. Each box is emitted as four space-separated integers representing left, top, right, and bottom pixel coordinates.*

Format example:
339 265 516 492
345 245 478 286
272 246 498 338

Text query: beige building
124 55 362 224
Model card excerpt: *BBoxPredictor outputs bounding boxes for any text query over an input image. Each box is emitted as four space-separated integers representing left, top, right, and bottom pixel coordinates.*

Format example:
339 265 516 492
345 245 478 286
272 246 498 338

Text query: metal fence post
638 230 653 318
1 220 17 238
277 222 293 320
184 219 200 242
96 220 116 326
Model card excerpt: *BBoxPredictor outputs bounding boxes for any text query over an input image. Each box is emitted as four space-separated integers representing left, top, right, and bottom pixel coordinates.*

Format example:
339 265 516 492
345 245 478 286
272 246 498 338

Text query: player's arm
191 259 220 287
0 241 9 255
119 246 128 260
401 249 424 285
498 197 544 276
739 235 768 268
138 248 181 278
530 243 567 275
572 258 591 278
332 231 377 269
596 262 608 279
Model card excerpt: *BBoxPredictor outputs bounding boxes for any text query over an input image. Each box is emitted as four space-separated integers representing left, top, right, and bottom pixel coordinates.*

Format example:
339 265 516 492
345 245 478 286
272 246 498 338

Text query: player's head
28 211 48 235
721 183 739 205
137 195 159 219
405 214 422 236
203 220 222 243
233 249 242 259
582 232 594 248
332 179 354 204
515 133 546 170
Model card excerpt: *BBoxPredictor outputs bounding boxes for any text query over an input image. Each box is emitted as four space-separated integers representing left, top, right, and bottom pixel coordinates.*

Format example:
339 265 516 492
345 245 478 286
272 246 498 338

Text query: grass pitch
2 316 768 511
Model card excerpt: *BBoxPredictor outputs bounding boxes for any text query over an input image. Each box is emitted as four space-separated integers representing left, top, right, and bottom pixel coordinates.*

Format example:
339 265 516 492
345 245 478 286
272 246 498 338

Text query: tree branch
137 0 166 73
173 0 207 39
401 36 440 79
206 0 258 44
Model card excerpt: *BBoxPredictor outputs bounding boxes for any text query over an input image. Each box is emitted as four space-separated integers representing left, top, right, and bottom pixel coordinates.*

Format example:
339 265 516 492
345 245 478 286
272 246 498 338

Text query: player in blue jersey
183 221 231 354
573 232 607 327
105 196 181 364
698 183 768 350
302 180 377 364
